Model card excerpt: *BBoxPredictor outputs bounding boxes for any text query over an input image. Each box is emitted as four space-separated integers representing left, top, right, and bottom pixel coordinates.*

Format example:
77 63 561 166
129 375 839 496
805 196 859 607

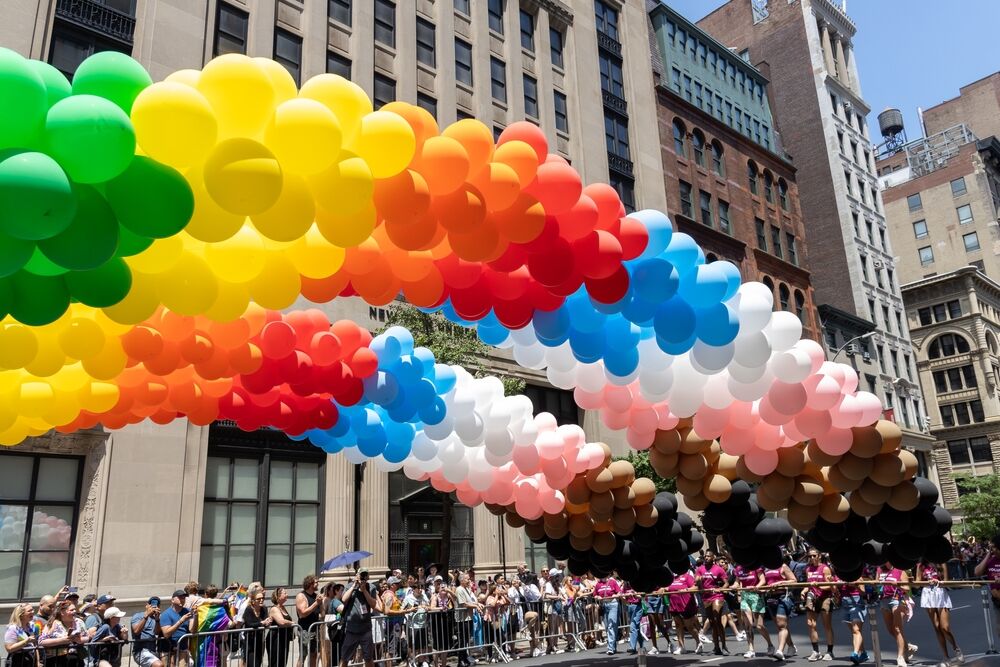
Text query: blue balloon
589 291 629 315
605 316 640 349
532 306 571 345
363 371 399 405
622 293 657 326
663 232 701 276
357 428 388 457
412 347 436 377
568 327 605 363
432 364 457 394
390 354 423 386
631 209 673 259
656 333 697 355
678 263 730 308
631 258 679 303
695 303 740 346
383 436 411 463
419 396 448 425
719 261 742 302
477 323 509 346
328 411 351 437
653 296 697 345
566 291 606 333
605 346 639 377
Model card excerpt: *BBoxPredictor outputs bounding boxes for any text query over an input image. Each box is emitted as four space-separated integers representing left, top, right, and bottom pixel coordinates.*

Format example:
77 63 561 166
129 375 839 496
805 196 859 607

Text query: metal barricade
407 607 509 665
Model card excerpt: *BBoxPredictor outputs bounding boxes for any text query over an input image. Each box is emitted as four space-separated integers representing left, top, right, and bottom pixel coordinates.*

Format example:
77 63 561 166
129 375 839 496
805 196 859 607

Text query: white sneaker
809 651 822 662
906 644 919 661
555 649 565 655
952 650 965 664
773 650 785 662
699 633 711 644
822 653 833 661
738 632 748 642
673 646 683 655
531 648 542 658
696 643 705 655
745 650 756 659
648 648 659 655
897 658 907 667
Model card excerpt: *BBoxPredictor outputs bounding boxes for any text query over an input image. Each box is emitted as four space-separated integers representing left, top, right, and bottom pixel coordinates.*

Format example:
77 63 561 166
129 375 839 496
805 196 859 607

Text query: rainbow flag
191 604 230 667
228 586 247 619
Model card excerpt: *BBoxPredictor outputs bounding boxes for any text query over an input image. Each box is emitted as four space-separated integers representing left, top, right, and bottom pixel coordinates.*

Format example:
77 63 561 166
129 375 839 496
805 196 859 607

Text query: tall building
921 72 1000 142
647 1 821 343
696 0 932 455
0 0 666 603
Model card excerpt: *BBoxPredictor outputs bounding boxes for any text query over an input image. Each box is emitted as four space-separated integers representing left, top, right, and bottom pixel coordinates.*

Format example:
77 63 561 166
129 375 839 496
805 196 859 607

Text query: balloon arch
0 49 951 589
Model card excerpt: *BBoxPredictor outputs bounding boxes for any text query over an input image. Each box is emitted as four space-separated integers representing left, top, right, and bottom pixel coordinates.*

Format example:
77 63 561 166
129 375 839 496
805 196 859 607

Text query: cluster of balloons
0 48 197 325
703 483 796 569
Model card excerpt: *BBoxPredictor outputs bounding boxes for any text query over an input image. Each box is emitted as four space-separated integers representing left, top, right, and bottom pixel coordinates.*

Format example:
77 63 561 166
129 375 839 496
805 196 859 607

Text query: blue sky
664 0 1000 142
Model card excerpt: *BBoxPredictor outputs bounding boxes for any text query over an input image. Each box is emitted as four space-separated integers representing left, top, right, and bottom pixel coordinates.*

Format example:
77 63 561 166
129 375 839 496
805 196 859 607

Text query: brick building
921 72 1000 142
695 0 932 455
647 1 820 341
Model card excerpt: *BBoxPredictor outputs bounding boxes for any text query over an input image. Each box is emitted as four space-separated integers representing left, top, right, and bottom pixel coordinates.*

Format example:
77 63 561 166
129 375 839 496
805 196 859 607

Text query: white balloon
441 458 469 484
577 362 607 392
512 342 547 369
546 343 577 372
690 341 735 373
342 446 368 465
766 311 804 352
733 331 772 368
770 349 813 384
411 432 438 461
484 427 515 457
728 369 774 402
546 365 578 390
702 372 735 410
604 366 639 386
638 368 673 401
422 413 454 441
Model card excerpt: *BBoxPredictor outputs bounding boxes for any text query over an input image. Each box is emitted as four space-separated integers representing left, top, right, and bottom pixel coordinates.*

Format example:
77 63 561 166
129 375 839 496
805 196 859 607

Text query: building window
918 245 934 266
907 193 922 211
778 178 788 210
957 204 974 224
373 73 395 109
881 305 891 332
605 112 630 159
779 283 790 310
455 39 473 86
948 300 962 318
672 119 687 158
416 17 435 67
523 74 538 119
695 82 703 108
947 439 970 463
711 141 724 177
718 199 731 234
764 170 774 203
327 51 351 78
609 173 635 213
416 93 437 119
917 307 931 326
554 90 568 133
374 0 395 48
599 53 624 99
679 180 693 218
200 448 322 588
794 290 805 321
786 233 798 266
699 190 712 226
493 125 504 142
329 0 351 26
0 454 81 601
595 0 619 41
550 27 564 68
519 10 534 51
214 3 248 56
670 67 681 93
454 0 471 15
755 218 767 250
951 177 967 197
692 130 705 167
488 0 504 34
273 28 302 85
490 57 506 103
748 161 759 194
912 219 927 239
964 231 980 252
928 333 971 359
771 225 782 259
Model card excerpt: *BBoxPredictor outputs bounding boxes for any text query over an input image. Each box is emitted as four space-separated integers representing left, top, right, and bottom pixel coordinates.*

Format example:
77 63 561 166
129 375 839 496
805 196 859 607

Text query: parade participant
876 562 917 667
804 550 836 661
733 564 773 658
762 561 798 661
667 568 701 655
838 575 869 665
973 535 1000 650
695 553 729 655
917 558 962 667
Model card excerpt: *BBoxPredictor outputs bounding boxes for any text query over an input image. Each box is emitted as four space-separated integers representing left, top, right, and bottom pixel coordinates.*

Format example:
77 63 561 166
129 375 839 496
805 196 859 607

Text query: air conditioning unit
862 351 872 362
873 260 884 269
845 343 858 355
843 101 854 115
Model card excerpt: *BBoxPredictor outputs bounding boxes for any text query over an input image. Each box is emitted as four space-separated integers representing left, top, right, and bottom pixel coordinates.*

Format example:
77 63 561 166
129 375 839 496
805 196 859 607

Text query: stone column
321 453 356 580
360 466 390 573
818 22 837 76
834 38 850 87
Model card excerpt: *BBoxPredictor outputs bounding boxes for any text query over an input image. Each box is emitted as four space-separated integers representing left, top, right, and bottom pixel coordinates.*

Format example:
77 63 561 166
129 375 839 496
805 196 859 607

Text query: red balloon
331 320 364 355
484 265 530 301
310 331 342 365
526 162 582 215
437 253 484 289
526 236 574 287
493 297 535 329
574 230 622 280
614 216 649 260
487 243 526 272
497 121 548 162
348 346 378 378
450 277 493 321
585 265 630 304
558 194 599 241
583 183 625 230
260 321 296 358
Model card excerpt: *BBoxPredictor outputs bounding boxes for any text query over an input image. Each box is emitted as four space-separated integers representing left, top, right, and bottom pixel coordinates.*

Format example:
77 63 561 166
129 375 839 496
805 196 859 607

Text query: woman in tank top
733 565 773 658
761 563 798 661
876 563 917 667
804 550 836 661
916 559 962 665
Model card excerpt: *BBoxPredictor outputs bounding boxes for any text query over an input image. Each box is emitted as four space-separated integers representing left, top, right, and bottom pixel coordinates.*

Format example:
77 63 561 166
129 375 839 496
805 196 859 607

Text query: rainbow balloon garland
0 48 952 587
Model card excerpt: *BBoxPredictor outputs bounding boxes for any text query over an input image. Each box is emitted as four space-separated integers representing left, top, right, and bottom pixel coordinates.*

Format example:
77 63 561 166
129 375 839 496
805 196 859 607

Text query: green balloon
0 47 47 149
45 94 136 184
8 270 70 325
71 51 152 114
65 257 132 308
0 277 12 320
0 232 34 278
0 151 76 240
24 247 68 276
106 155 194 238
116 223 154 256
38 183 119 271
28 60 72 110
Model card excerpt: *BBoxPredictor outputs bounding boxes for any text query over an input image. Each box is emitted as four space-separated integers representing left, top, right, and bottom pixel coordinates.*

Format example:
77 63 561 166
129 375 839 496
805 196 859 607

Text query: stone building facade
695 0 932 452
647 1 820 343
901 268 1000 516
0 0 667 608
921 72 1000 143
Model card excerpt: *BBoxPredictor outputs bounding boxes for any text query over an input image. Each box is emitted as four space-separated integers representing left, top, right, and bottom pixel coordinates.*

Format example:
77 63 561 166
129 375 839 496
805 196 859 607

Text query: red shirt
696 564 727 602
667 572 696 613
594 579 622 599
734 566 761 588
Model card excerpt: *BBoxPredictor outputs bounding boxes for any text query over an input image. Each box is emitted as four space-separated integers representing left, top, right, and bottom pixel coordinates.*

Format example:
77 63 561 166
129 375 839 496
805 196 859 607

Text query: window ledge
456 82 473 95
489 29 505 40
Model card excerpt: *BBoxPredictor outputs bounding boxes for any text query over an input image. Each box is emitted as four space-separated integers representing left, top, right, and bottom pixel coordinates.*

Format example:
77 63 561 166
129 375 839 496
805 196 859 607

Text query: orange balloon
373 169 431 224
300 272 351 303
342 238 383 276
402 266 445 307
443 119 494 177
493 140 539 187
207 318 252 349
448 218 501 262
381 101 439 154
497 121 548 162
384 214 440 251
413 136 470 195
431 184 487 232
471 162 521 212
583 183 625 230
492 192 546 244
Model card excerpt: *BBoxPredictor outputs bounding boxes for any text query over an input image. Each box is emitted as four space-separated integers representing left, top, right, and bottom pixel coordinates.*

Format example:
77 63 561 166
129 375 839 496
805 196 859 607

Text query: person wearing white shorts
916 561 962 667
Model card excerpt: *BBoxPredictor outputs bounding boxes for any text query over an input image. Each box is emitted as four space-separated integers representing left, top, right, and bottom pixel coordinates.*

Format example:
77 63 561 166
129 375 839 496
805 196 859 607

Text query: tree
955 473 1000 541
379 303 525 571
614 449 676 494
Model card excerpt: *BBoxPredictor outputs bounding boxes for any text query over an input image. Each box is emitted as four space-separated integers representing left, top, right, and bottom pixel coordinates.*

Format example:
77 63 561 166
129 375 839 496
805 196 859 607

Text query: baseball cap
83 594 97 604
96 595 116 606
147 596 161 606
387 576 401 585
104 607 126 620
65 591 80 599
434 575 444 582
548 568 561 577
172 589 188 598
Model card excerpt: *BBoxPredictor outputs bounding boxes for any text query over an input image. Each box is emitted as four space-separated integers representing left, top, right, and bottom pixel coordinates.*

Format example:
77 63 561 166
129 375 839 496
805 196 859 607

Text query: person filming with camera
339 570 380 667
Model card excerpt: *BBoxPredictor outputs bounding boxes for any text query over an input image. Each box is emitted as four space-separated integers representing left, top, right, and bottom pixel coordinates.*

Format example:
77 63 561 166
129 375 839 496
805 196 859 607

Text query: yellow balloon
307 156 373 214
24 344 66 378
43 391 80 428
249 173 316 241
203 138 284 215
265 98 342 174
253 57 298 104
183 170 245 242
82 382 120 414
203 224 267 283
299 74 372 144
0 421 29 447
351 111 416 178
82 339 128 380
49 364 92 393
315 200 376 248
158 252 219 316
249 254 300 310
0 325 39 369
102 273 160 325
196 53 276 138
165 69 201 87
127 235 184 274
131 82 218 168
204 279 251 322
287 225 346 279
18 382 55 419
58 317 106 360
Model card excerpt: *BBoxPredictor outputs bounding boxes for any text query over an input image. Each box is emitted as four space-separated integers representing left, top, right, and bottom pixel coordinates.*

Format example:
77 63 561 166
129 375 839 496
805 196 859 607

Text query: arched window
778 283 790 311
987 331 998 355
748 161 759 195
705 252 719 263
928 333 972 359
794 289 805 320
762 275 775 296
673 119 687 158
711 140 724 177
692 129 706 167
764 170 774 203
778 178 789 210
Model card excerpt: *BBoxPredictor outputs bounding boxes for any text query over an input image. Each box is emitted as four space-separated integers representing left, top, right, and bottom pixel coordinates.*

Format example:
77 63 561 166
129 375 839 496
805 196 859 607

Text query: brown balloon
857 478 892 505
599 442 613 468
756 486 788 512
649 449 679 478
704 474 733 503
543 511 568 529
676 474 705 497
563 499 590 515
705 441 722 463
898 450 919 480
611 507 637 534
607 460 637 489
585 467 615 494
875 420 903 453
635 503 659 528
506 512 526 528
792 478 825 506
806 440 843 467
679 452 709 479
818 493 851 523
850 425 884 459
786 500 821 531
593 531 617 555
631 478 657 506
776 446 806 477
568 513 594 538
848 490 883 517
566 475 592 505
569 533 594 551
588 491 615 520
761 472 796 501
683 492 710 511
592 518 614 532
613 485 637 509
838 453 875 481
828 464 865 492
652 429 682 455
735 457 764 484
870 453 906 487
680 428 712 454
717 453 740 481
523 520 545 540
887 480 920 511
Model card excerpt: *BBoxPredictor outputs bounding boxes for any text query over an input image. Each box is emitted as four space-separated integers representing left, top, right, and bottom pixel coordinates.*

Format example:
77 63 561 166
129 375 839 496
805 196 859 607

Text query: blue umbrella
320 550 372 572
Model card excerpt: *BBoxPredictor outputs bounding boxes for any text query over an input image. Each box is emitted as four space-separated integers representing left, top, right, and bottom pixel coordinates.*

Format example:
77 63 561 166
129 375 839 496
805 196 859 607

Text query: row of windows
678 181 730 234
932 364 977 394
871 344 913 382
912 205 975 242
761 277 807 321
851 212 889 253
595 1 634 211
867 298 907 341
663 21 766 106
947 436 993 466
830 91 869 140
940 400 986 427
669 68 772 150
917 300 963 326
747 162 789 210
907 177 969 212
929 332 971 359
754 218 799 265
858 254 895 291
843 168 880 213
672 120 724 176
918 231 980 267
838 130 874 174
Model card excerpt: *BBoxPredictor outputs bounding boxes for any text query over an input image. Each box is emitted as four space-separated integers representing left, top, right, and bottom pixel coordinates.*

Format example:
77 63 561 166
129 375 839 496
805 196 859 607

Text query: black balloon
867 519 893 545
861 540 886 566
702 506 731 533
845 513 871 544
759 545 784 569
568 557 590 576
875 507 911 537
932 506 953 536
727 524 757 550
617 559 640 581
924 535 954 564
688 531 705 553
833 566 863 583
754 518 785 547
908 508 937 539
676 512 693 531
885 542 917 570
815 518 848 543
668 558 691 575
730 480 752 504
830 543 862 572
547 537 571 561
653 492 678 517
913 477 939 509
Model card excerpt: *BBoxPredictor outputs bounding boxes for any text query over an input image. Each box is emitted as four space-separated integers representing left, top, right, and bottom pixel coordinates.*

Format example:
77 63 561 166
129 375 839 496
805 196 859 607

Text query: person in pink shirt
593 574 622 655
973 536 1000 653
804 550 836 661
667 569 701 654
916 558 962 665
734 564 773 658
876 563 916 667
695 552 729 655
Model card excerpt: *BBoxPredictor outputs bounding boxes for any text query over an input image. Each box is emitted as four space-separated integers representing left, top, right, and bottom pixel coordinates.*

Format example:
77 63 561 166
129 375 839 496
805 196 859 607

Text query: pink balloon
692 405 730 439
574 387 603 410
805 375 842 411
601 406 630 430
430 475 457 493
537 431 565 460
604 384 633 412
720 426 755 456
515 478 539 504
631 407 659 434
456 486 482 506
539 487 565 514
534 412 559 433
799 339 826 374
768 381 808 415
815 427 853 456
855 391 885 426
540 455 568 482
625 427 654 450
794 408 833 439
757 396 795 426
781 420 808 444
841 366 859 395
830 394 863 428
743 447 779 476
557 424 586 449
754 422 785 451
728 401 756 429
512 444 541 475
655 405 679 430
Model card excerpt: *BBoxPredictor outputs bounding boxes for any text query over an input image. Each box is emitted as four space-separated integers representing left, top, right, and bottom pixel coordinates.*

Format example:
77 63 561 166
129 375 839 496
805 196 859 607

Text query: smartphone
68 587 78 593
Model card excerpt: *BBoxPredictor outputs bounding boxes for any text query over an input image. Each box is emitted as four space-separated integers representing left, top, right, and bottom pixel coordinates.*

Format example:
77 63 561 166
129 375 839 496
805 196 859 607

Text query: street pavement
503 589 998 667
